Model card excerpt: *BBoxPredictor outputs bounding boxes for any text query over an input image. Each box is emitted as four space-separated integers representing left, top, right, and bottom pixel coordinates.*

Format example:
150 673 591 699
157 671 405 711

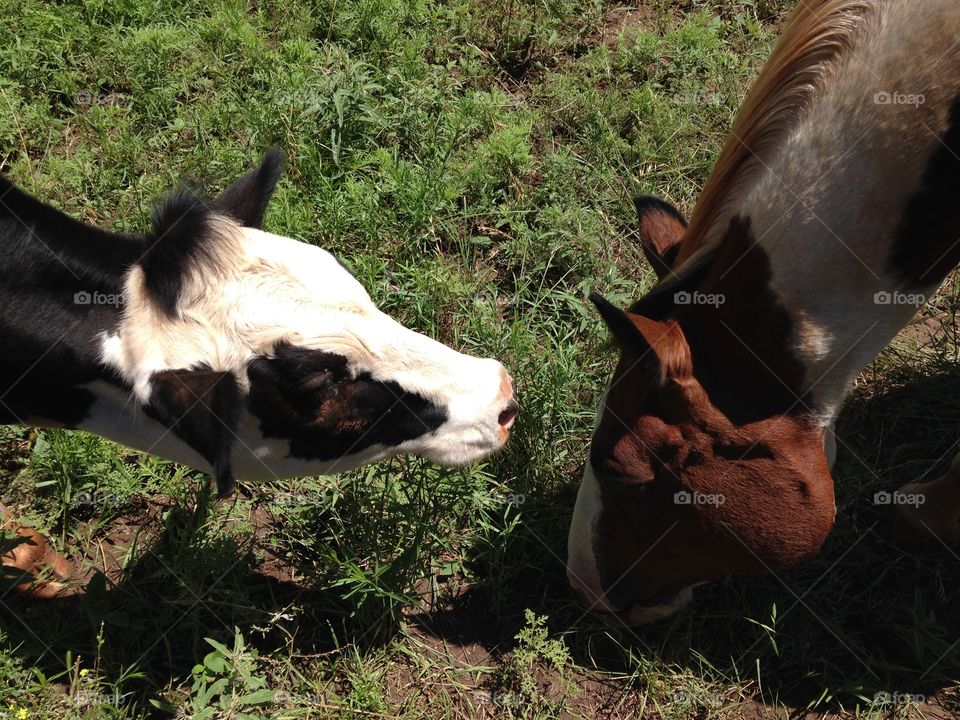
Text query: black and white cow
0 149 517 595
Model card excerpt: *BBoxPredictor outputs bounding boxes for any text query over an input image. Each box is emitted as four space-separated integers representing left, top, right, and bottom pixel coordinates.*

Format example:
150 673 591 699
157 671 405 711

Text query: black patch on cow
0 176 142 281
0 324 100 426
0 304 120 428
140 148 284 317
889 95 960 288
142 189 221 316
0 180 137 427
246 342 448 461
145 367 242 498
213 146 284 228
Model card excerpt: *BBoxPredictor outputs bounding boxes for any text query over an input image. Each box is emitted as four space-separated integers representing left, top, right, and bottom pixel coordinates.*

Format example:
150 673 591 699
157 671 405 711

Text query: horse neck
683 2 960 425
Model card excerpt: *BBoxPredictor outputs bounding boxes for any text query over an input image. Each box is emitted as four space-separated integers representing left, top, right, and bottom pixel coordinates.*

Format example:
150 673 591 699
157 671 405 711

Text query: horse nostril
498 399 519 429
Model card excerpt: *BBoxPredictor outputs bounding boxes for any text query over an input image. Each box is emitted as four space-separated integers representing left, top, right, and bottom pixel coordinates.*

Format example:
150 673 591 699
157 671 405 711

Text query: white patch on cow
78 380 212 471
99 215 513 479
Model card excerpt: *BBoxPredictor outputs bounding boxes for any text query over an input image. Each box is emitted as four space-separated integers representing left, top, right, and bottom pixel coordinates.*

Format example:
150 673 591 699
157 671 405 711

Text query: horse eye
604 473 653 495
595 463 655 491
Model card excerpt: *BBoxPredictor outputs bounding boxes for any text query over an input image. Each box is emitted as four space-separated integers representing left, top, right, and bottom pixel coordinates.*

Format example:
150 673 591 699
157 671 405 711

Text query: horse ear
589 293 661 376
214 147 284 228
145 368 242 498
633 196 687 279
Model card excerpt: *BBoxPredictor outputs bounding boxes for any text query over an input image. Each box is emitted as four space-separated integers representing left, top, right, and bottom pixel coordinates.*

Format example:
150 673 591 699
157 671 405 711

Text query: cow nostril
498 399 519 429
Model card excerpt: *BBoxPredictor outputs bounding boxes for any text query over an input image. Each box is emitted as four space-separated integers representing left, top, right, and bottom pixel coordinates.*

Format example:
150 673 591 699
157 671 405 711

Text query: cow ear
214 147 284 228
145 368 242 499
633 195 687 279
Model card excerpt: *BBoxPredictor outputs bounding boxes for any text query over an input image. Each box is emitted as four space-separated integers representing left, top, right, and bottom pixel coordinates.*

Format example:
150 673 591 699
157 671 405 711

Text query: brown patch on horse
1 504 75 598
591 420 834 609
586 307 834 607
585 215 835 606
674 215 810 423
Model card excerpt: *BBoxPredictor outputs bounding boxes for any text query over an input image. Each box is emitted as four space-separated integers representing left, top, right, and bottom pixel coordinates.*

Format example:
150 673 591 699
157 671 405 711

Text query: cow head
103 149 517 496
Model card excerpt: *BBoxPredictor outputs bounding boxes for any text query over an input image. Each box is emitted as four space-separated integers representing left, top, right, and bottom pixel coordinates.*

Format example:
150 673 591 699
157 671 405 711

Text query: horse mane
671 0 878 270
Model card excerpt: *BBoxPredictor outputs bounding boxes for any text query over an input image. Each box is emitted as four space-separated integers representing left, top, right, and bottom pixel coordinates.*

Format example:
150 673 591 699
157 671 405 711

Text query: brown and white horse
0 149 517 597
568 0 960 623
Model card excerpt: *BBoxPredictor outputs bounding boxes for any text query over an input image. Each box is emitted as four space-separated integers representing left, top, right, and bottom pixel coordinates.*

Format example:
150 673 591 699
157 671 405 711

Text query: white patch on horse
567 461 616 612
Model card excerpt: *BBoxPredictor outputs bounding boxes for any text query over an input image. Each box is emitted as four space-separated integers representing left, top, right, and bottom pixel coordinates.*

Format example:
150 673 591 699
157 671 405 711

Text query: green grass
3 0 960 718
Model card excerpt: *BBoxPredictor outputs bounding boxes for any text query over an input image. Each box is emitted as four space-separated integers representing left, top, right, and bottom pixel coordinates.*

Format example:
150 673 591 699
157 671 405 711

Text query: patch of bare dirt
65 495 311 590
898 311 949 349
602 6 657 50
52 496 960 720
384 622 644 720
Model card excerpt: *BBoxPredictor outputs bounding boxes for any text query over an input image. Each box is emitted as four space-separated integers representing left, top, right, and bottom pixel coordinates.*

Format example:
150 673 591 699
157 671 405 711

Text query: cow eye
300 369 336 393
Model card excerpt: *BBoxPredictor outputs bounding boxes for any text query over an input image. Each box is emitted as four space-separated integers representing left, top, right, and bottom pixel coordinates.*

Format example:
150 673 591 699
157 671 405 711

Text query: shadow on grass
0 497 404 705
409 357 960 710
3 357 960 713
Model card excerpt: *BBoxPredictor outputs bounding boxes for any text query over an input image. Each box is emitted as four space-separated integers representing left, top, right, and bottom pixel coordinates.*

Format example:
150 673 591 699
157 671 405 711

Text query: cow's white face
237 226 516 470
95 149 516 494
